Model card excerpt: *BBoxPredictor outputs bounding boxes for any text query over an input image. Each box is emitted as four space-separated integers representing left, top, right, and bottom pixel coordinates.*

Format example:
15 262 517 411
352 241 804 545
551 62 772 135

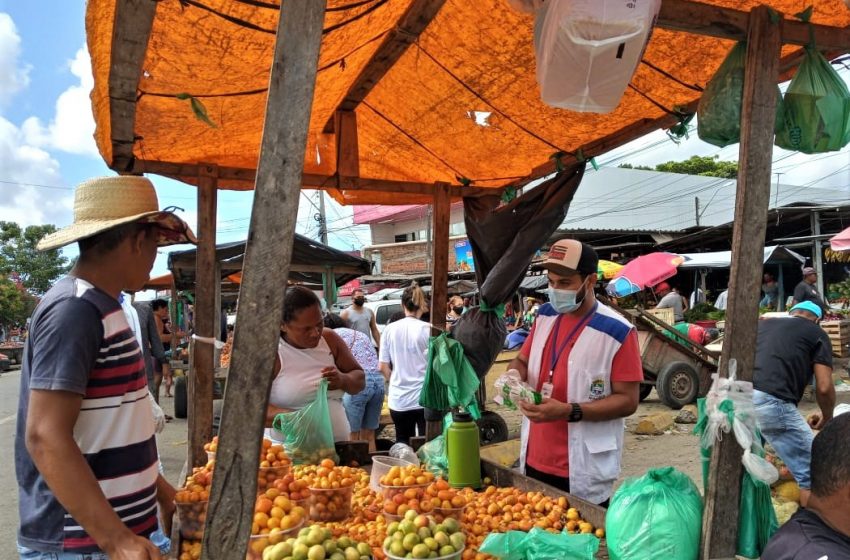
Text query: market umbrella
597 259 624 280
606 252 686 297
829 226 850 251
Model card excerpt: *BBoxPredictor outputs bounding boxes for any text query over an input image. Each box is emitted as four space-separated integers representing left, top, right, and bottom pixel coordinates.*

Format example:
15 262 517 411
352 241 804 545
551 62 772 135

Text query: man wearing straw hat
15 176 196 558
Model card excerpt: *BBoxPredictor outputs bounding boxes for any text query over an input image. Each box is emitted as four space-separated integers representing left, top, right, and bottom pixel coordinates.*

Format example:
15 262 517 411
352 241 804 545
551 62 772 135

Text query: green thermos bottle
446 411 481 488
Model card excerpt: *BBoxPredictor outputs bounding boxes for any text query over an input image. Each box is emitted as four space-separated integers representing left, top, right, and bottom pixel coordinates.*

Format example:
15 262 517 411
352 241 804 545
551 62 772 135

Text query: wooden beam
130 158 494 198
658 0 850 51
335 110 360 191
202 1 327 558
322 0 447 133
701 6 781 559
107 0 157 172
189 164 217 469
426 181 451 440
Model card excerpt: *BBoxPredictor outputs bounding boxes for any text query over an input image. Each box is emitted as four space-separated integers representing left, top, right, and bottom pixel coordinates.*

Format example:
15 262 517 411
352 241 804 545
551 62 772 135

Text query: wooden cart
614 306 719 410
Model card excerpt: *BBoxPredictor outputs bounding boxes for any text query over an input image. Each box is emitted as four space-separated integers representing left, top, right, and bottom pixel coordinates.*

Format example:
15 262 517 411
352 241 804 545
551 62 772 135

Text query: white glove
149 391 166 433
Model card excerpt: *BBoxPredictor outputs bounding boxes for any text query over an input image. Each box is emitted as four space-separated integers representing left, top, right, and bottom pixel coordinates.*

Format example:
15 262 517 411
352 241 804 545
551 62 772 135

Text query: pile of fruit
259 439 294 492
175 463 214 540
383 510 466 560
380 465 436 488
180 439 603 560
260 525 373 560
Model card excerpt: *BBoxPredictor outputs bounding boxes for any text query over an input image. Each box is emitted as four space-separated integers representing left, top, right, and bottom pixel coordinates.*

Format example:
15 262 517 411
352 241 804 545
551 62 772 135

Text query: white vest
519 301 634 504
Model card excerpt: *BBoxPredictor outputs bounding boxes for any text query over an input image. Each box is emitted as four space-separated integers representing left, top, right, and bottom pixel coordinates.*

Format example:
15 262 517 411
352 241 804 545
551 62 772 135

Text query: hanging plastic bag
697 42 785 147
775 47 850 153
606 467 703 560
419 332 480 412
738 471 779 559
479 528 599 560
272 379 338 465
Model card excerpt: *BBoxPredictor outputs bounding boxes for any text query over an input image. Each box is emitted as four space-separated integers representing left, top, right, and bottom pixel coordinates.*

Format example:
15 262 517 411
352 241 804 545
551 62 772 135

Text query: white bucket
535 0 662 113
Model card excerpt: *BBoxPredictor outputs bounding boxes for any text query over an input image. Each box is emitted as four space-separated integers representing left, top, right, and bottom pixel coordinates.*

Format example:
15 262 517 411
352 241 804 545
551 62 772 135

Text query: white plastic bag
535 0 661 113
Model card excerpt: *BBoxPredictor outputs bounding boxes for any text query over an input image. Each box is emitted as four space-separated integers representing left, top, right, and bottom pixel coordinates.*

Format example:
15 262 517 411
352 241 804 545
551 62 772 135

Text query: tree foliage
620 155 738 179
0 222 70 295
0 276 36 327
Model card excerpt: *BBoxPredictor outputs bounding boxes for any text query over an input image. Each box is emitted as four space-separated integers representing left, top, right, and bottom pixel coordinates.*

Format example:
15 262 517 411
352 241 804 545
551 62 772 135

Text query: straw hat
37 176 197 251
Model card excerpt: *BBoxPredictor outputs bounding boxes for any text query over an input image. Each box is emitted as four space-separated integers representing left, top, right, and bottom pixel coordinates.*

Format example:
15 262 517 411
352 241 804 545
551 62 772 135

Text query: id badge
540 382 554 399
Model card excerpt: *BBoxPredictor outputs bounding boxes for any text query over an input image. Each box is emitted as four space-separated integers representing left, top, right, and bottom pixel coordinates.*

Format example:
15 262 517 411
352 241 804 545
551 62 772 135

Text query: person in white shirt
378 283 431 445
715 289 729 311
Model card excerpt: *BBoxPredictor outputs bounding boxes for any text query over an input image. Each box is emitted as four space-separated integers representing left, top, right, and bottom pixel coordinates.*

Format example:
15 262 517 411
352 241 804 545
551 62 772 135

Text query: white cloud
0 13 30 105
22 46 98 158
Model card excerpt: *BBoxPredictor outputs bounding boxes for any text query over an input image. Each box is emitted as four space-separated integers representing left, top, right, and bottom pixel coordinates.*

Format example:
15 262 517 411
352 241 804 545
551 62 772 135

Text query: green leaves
0 221 69 296
175 93 217 128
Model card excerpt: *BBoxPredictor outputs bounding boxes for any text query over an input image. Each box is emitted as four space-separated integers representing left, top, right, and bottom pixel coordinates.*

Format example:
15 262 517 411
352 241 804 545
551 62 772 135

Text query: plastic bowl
380 482 430 501
383 544 463 560
370 455 416 493
245 519 304 560
432 505 465 523
176 500 209 540
307 485 354 522
257 464 291 492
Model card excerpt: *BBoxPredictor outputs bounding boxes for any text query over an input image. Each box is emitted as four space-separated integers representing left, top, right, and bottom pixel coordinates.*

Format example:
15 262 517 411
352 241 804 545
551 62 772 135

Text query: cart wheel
656 361 699 409
638 383 653 402
477 411 509 445
174 376 188 419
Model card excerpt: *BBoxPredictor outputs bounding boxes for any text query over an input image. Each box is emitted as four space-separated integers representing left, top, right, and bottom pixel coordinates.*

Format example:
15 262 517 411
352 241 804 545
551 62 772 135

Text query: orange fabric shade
86 0 850 204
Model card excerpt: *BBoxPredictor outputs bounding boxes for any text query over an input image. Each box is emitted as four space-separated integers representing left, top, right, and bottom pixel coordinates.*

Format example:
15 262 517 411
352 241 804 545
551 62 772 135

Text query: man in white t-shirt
378 284 431 445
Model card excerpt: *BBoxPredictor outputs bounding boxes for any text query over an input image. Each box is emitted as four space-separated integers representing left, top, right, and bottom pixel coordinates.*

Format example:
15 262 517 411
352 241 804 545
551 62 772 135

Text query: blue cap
790 301 822 319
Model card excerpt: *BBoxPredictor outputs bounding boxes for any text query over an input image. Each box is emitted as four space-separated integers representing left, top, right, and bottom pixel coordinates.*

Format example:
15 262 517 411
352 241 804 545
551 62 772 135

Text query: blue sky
0 3 848 282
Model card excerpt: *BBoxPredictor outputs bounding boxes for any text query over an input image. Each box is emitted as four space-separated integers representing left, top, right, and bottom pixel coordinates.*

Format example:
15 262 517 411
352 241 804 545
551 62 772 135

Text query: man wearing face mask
507 239 643 506
342 289 381 350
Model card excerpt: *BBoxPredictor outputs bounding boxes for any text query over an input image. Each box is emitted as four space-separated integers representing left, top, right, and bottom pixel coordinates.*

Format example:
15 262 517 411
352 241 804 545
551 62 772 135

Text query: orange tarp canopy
86 0 850 205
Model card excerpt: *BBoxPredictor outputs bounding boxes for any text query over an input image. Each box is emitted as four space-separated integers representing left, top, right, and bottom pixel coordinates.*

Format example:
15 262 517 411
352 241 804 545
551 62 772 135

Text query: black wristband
568 402 583 423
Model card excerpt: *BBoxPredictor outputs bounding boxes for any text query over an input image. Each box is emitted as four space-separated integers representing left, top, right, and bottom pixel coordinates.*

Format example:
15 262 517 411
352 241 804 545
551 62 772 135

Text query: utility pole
315 190 328 245
811 210 825 297
426 205 433 272
694 197 700 227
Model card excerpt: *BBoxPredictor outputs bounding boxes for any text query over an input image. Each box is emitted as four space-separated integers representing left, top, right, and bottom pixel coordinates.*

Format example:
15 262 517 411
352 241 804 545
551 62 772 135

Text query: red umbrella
830 226 850 251
607 252 686 297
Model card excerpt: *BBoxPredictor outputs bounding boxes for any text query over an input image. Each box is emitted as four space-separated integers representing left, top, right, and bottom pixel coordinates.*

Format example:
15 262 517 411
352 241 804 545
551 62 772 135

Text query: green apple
439 545 456 557
417 527 432 541
387 522 400 536
356 542 371 557
449 533 466 550
322 540 337 555
307 544 326 560
404 509 418 522
411 544 430 559
423 537 438 552
292 543 309 560
390 540 406 557
402 533 420 552
329 553 345 560
433 532 449 547
345 546 361 560
442 518 460 535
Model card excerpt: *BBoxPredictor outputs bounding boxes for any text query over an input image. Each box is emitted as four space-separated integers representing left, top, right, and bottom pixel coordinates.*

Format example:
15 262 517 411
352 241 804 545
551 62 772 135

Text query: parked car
363 300 403 333
0 352 10 372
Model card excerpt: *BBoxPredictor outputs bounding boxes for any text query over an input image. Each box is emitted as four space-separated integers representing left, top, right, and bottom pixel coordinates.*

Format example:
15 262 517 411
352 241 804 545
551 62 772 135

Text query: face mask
548 281 587 314
353 297 365 306
452 306 464 315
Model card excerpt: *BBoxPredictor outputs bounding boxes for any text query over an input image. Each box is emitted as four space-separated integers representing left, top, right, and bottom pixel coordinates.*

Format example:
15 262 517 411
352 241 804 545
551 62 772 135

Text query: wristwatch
568 403 583 423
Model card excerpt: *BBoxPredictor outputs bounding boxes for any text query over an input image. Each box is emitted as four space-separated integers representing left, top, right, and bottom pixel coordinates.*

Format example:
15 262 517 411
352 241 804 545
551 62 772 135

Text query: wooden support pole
335 110 359 191
700 6 781 559
426 182 451 440
189 164 218 468
202 1 327 558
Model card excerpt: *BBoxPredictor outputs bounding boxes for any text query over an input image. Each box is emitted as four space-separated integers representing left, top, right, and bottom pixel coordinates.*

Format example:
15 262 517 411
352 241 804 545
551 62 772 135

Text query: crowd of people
13 174 850 559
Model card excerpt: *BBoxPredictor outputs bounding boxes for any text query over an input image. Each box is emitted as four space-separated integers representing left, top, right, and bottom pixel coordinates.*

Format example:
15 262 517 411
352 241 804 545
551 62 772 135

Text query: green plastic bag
606 467 703 560
775 47 850 153
419 332 480 412
272 379 338 465
697 42 784 147
737 472 779 559
479 528 599 560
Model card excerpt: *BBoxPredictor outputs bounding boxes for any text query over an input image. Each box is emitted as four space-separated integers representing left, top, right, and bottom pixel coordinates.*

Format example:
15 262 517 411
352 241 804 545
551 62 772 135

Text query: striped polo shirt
15 277 158 553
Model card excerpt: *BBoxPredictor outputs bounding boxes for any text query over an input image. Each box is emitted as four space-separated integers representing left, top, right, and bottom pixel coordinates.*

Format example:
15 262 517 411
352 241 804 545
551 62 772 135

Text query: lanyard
546 303 597 384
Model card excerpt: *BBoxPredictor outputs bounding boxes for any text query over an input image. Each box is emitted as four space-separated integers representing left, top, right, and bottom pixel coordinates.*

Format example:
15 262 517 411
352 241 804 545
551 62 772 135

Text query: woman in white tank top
266 287 365 442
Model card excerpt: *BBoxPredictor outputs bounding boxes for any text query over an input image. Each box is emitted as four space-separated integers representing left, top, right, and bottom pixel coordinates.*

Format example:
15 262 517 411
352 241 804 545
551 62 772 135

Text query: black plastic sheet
453 164 585 377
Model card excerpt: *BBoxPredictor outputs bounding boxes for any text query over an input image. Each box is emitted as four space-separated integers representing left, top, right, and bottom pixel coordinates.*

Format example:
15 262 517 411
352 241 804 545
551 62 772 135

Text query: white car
363 300 403 333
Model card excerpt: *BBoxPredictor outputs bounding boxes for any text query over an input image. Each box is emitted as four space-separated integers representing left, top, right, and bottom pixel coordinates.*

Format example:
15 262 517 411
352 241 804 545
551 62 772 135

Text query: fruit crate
821 320 850 357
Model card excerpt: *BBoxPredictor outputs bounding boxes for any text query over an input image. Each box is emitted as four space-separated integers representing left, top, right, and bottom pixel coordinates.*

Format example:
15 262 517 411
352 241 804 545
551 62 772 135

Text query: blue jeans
753 389 814 489
343 372 385 431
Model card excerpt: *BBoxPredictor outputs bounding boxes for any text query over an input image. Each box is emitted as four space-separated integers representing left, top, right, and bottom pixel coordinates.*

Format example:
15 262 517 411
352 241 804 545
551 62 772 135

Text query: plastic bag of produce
606 467 703 560
419 332 480 412
738 471 779 559
479 528 599 560
697 42 784 147
775 47 850 153
272 379 339 465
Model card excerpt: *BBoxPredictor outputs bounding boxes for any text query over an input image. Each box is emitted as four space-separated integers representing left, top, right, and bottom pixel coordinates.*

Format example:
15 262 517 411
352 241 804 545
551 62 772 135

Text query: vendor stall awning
678 245 806 269
167 234 372 290
85 0 850 205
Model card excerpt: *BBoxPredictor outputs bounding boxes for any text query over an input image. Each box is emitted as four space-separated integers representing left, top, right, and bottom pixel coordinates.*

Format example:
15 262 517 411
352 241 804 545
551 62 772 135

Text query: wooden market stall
85 1 850 558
